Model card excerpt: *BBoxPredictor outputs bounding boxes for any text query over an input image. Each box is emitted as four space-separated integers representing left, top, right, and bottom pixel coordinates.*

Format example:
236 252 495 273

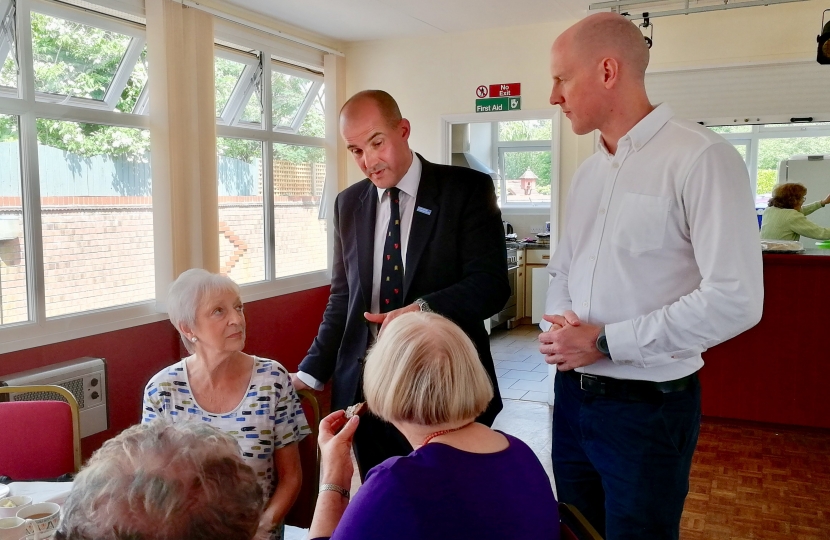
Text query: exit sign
476 96 521 113
489 83 521 97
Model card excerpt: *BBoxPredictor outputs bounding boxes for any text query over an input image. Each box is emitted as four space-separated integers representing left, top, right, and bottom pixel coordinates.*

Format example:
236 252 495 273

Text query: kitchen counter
506 241 550 250
700 250 830 429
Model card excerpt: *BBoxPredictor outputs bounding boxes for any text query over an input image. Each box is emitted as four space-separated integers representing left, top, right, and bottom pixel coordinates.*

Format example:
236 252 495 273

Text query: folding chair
0 385 82 480
285 389 321 529
559 502 604 540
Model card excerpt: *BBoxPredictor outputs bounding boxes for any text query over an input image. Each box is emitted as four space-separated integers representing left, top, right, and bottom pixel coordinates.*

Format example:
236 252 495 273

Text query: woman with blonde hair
307 312 559 540
761 182 830 241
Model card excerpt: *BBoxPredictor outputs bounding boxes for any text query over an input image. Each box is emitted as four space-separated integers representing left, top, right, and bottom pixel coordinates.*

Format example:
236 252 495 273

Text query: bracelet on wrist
319 483 350 500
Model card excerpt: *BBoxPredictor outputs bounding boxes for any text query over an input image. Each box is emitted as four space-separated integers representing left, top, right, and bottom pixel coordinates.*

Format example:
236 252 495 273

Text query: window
215 44 328 285
0 113 26 325
709 123 830 204
0 0 154 337
495 120 552 207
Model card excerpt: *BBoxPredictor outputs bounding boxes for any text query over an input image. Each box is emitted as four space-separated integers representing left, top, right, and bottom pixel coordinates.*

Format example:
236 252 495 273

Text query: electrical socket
530 226 545 234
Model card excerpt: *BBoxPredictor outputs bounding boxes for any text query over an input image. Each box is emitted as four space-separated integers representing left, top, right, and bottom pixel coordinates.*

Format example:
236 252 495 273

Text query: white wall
342 0 828 234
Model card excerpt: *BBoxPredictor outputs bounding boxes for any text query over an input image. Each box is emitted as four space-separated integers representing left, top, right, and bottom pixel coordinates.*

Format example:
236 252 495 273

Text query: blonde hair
363 312 493 426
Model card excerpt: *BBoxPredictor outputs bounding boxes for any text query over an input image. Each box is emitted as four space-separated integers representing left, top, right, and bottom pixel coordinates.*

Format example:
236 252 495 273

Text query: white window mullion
261 48 275 281
15 1 45 324
102 35 145 109
289 79 321 133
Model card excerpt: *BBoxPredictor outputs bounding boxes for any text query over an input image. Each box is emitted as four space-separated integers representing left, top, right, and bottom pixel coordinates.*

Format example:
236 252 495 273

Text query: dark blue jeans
552 370 701 540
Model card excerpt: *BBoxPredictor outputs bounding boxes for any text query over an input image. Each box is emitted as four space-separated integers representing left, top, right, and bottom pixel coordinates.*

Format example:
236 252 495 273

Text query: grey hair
167 268 240 353
56 419 263 540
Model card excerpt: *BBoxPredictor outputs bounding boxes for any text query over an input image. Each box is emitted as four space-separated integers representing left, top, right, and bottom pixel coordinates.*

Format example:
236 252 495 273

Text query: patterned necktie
379 187 404 313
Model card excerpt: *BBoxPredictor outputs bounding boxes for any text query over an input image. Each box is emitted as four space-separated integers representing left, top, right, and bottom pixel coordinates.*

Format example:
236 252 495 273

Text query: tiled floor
490 323 551 403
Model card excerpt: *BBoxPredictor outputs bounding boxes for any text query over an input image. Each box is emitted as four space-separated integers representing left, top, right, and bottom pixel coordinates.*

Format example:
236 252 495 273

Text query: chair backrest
559 502 604 540
0 385 82 480
285 389 321 529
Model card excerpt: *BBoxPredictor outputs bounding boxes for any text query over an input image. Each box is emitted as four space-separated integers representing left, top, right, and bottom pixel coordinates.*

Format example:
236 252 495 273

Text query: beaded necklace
421 422 474 446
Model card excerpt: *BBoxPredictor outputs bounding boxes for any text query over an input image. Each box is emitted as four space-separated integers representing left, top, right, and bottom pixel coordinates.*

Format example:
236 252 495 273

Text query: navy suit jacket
299 154 509 425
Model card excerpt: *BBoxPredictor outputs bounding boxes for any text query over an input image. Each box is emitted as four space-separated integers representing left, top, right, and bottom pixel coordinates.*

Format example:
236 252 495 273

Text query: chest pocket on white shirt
611 192 671 253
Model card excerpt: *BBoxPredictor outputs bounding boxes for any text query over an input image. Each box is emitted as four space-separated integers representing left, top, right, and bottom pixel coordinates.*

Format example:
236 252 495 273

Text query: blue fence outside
0 142 259 197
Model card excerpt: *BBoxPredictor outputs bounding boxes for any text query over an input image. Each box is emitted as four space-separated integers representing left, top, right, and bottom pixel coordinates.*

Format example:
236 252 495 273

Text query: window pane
272 69 314 131
756 136 830 196
0 50 16 90
116 45 148 114
498 120 552 141
709 125 753 134
31 12 132 102
218 138 264 285
503 150 551 205
298 85 325 138
0 114 28 325
215 56 246 118
36 119 154 317
239 89 263 126
272 143 327 277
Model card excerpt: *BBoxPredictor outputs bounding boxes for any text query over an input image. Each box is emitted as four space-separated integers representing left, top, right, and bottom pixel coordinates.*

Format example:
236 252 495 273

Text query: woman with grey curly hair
141 269 311 539
56 419 264 540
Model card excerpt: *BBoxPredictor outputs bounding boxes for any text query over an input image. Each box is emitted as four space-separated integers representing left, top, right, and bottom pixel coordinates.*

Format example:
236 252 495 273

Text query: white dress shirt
543 104 764 382
297 152 421 391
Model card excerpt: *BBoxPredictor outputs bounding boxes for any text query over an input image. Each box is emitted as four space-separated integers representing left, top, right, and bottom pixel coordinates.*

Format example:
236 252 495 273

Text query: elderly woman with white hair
56 420 264 540
141 269 311 539
307 312 560 540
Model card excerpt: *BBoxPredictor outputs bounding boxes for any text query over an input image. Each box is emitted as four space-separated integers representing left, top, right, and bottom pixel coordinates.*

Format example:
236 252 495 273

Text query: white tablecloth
5 482 73 506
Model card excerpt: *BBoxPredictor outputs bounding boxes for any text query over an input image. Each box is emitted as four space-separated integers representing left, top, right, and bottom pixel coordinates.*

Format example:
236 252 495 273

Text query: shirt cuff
296 371 325 391
605 320 646 368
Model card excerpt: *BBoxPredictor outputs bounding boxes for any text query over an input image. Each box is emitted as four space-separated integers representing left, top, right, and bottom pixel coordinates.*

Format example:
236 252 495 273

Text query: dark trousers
552 370 701 540
352 412 412 480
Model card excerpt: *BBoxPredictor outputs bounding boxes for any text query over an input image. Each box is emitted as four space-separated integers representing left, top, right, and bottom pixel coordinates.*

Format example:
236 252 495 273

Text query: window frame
0 0 339 354
493 121 554 209
0 0 163 354
213 21 336 305
707 121 830 198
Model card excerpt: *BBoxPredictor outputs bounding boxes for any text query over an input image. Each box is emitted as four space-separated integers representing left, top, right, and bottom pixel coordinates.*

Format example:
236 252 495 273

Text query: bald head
341 89 403 128
557 13 650 81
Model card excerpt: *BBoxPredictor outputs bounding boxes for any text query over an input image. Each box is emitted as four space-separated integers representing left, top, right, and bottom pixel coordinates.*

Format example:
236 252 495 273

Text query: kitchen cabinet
524 249 550 323
515 249 525 320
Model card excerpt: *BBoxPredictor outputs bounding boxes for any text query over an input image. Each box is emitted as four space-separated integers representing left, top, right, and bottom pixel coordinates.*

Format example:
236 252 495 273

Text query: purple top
324 432 559 540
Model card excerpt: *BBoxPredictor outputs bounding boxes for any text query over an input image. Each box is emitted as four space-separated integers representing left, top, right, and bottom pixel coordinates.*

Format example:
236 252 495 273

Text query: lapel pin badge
416 206 432 215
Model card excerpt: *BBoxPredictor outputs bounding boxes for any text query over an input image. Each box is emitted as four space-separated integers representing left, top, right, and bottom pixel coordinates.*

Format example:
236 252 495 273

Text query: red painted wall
0 286 330 459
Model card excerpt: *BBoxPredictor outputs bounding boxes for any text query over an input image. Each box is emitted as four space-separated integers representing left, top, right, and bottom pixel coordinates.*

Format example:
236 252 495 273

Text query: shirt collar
596 103 674 158
376 151 421 201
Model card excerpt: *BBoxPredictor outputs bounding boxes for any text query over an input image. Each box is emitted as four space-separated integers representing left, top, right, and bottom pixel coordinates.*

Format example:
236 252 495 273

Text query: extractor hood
451 124 497 179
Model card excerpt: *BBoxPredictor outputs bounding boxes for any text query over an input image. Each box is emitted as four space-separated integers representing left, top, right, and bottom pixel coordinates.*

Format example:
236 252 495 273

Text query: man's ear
601 57 620 89
398 118 411 142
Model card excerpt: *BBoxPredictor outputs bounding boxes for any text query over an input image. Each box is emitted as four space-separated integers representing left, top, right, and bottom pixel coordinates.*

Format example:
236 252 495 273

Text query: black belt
562 369 697 401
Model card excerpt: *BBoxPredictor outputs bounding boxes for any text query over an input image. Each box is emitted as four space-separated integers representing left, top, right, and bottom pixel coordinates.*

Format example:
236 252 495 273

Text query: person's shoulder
250 357 291 383
663 116 728 150
337 178 373 204
145 359 186 389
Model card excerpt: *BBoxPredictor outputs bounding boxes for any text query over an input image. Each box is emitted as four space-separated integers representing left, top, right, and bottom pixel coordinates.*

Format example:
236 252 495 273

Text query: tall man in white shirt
292 90 509 478
540 13 763 539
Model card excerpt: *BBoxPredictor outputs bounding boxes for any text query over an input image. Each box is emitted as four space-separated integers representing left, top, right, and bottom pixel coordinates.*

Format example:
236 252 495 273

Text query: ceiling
221 0 589 43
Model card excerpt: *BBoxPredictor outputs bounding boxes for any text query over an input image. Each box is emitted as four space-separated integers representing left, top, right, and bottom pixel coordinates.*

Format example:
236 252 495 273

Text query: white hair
56 419 263 540
167 268 240 353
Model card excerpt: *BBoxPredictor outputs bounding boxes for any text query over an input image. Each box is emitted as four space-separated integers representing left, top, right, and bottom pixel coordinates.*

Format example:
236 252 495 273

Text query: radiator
0 357 108 438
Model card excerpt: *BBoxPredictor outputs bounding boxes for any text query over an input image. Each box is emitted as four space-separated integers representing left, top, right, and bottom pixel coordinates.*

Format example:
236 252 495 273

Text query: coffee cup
15 504 60 540
0 498 32 519
0 517 27 540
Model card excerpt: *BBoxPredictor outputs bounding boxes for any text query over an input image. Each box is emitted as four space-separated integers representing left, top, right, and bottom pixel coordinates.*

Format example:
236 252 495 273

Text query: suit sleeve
298 194 349 383
420 174 510 323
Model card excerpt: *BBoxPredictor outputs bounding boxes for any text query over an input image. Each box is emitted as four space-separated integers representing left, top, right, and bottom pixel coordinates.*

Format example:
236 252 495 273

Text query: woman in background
760 183 830 241
308 312 559 540
142 269 311 539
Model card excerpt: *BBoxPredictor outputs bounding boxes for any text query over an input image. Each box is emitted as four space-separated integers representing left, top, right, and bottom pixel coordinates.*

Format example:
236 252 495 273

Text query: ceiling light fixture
639 13 654 49
819 9 830 65
590 0 811 20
